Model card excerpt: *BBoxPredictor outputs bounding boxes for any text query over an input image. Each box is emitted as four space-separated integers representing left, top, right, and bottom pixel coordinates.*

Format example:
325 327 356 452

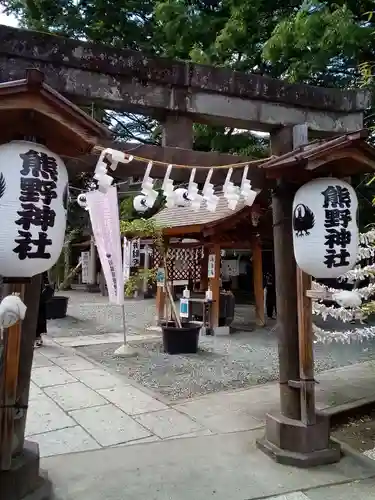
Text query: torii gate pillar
257 126 341 467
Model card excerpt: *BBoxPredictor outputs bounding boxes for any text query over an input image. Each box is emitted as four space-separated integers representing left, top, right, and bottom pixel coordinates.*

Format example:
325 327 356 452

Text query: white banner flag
86 187 124 305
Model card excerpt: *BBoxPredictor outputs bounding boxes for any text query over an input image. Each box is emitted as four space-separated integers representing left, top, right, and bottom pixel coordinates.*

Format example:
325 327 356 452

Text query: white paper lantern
292 178 358 279
0 141 68 277
174 188 190 207
77 193 88 209
133 194 148 213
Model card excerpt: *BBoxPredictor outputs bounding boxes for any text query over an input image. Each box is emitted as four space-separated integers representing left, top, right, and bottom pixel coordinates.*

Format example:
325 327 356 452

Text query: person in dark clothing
264 271 276 320
35 272 52 347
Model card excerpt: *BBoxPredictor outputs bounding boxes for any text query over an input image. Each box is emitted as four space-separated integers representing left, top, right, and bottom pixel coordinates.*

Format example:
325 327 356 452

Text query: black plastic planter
46 296 69 320
161 321 200 354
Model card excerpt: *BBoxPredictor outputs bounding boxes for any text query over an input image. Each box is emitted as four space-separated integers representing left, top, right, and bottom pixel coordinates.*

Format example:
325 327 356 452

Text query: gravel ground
47 291 156 338
77 328 375 402
51 290 375 401
332 411 375 454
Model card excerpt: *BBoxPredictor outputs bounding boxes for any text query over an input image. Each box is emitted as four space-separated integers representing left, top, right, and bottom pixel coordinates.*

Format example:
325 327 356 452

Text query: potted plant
120 218 200 354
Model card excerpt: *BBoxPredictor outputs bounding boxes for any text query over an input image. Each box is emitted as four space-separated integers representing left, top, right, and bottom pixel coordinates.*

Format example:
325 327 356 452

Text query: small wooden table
183 297 215 335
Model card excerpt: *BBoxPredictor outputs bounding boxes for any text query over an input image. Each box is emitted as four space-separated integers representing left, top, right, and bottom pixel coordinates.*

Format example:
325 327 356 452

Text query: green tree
262 0 374 87
1 0 292 155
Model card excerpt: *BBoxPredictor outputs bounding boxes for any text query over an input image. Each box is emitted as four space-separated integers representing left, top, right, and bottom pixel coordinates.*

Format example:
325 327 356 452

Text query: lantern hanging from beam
77 193 88 210
292 178 358 279
174 188 190 207
0 141 69 277
133 194 149 213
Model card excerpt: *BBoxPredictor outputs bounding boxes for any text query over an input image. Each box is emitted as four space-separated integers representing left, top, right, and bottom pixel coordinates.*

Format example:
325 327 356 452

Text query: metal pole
121 303 127 346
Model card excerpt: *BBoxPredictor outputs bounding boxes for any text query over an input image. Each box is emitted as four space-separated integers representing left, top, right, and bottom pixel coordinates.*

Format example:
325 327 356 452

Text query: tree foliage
263 0 373 87
3 0 375 226
0 0 298 155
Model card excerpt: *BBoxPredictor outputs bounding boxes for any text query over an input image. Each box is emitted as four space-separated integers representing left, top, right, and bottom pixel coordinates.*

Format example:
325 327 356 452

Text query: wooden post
12 275 42 457
159 116 194 323
155 276 166 324
0 283 25 470
252 235 265 327
89 236 97 285
296 267 316 425
143 244 150 294
257 125 340 467
270 127 301 420
200 247 209 291
208 244 221 328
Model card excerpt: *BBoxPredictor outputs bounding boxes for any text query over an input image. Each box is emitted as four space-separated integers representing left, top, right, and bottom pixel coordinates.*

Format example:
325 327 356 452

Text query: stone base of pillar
256 412 341 468
0 441 52 500
85 283 100 293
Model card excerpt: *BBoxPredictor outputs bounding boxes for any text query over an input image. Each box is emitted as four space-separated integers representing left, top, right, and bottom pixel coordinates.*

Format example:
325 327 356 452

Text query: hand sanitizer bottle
183 286 190 299
205 286 213 301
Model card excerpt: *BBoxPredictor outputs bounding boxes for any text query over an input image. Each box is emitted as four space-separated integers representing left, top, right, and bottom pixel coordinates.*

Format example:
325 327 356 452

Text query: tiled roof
152 191 250 228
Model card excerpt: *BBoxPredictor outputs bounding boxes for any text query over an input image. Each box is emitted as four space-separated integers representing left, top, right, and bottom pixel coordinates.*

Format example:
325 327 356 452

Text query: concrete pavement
45 430 375 500
27 336 375 499
30 337 375 457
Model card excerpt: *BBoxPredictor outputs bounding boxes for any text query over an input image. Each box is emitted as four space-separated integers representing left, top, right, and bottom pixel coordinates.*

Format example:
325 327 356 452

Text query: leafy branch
120 217 180 325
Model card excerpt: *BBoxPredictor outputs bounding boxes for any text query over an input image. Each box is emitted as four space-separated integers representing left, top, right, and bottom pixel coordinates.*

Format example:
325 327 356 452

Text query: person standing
264 271 277 320
35 272 53 347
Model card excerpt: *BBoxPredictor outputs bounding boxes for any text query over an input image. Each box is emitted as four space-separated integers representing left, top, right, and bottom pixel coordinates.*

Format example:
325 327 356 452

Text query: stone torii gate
0 24 371 484
0 24 368 143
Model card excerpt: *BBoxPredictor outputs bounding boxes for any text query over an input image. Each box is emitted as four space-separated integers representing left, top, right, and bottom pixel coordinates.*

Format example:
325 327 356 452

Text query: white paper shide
292 178 358 279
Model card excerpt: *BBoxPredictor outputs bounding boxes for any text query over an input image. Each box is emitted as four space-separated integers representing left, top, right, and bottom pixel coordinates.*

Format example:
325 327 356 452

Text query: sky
0 8 18 27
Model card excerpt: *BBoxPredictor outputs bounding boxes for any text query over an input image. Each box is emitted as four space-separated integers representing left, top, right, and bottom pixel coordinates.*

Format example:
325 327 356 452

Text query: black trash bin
46 296 69 320
161 321 200 354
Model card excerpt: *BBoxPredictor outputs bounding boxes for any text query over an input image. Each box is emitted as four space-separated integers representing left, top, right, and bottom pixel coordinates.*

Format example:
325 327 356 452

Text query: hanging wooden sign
81 251 90 284
208 253 216 278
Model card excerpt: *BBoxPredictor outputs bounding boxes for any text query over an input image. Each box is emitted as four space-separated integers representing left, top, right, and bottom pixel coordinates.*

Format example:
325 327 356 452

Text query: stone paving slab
70 404 152 446
304 478 375 500
52 355 97 371
32 365 77 387
268 494 309 500
44 382 108 412
29 425 101 458
32 353 54 368
28 338 209 458
43 430 375 500
52 332 161 347
72 368 129 390
97 386 168 415
134 409 204 439
25 393 76 436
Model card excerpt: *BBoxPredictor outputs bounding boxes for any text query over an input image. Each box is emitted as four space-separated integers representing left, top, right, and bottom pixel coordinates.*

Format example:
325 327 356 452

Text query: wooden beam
69 141 267 188
252 236 265 327
202 207 253 237
162 225 203 236
306 149 375 171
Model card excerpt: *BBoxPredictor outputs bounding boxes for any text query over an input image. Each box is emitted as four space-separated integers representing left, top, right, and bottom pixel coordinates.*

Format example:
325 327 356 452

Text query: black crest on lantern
0 173 6 198
293 203 315 237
